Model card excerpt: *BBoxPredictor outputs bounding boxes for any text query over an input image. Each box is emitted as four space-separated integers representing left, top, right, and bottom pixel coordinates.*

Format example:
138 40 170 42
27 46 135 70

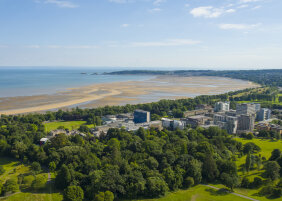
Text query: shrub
184 177 194 188
3 179 19 194
64 185 84 201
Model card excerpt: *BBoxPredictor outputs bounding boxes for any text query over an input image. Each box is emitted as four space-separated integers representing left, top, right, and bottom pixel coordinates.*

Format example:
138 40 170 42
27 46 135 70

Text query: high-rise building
213 114 238 134
134 110 150 123
237 114 255 131
214 102 230 112
236 103 256 115
257 108 271 121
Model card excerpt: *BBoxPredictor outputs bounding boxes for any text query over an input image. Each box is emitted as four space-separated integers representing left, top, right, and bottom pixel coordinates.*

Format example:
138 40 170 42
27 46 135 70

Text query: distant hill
106 69 282 87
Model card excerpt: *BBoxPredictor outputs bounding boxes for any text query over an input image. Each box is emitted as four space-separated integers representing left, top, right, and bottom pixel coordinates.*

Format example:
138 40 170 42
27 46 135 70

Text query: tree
264 161 280 180
31 175 47 190
269 149 281 161
183 177 194 188
104 191 114 201
55 164 71 189
3 178 19 194
64 185 84 201
243 142 261 155
221 173 239 191
202 154 219 182
31 162 41 173
186 159 202 184
78 125 89 133
146 177 169 197
94 191 114 201
49 161 56 172
0 165 5 175
245 154 251 172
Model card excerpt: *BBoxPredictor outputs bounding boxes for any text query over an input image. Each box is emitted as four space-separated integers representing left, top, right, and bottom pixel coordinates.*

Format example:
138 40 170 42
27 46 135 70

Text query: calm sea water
0 67 153 98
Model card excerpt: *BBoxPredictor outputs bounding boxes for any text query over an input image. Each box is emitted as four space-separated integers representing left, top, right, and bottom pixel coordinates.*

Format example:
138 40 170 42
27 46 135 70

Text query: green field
232 138 282 201
44 121 94 132
0 157 63 201
128 185 248 201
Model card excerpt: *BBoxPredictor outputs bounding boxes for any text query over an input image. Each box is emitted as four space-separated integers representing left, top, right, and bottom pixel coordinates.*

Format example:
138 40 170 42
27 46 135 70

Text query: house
39 138 49 145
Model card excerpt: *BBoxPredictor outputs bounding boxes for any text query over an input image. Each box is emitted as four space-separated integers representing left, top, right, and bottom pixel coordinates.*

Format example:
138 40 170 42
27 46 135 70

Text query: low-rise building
39 138 49 145
184 115 212 128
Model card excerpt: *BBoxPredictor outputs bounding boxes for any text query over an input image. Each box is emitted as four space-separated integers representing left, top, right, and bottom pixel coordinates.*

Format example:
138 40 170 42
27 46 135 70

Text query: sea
0 67 154 98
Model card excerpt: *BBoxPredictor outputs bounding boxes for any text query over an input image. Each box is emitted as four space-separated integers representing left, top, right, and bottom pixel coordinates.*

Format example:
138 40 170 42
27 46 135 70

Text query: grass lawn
44 121 94 132
2 192 63 201
0 157 27 183
0 157 63 201
127 185 249 201
231 138 282 201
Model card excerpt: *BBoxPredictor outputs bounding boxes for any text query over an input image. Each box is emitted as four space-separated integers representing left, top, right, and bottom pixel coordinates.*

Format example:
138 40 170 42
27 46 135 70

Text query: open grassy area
0 157 63 201
128 185 249 201
231 138 282 201
44 121 94 132
235 138 282 171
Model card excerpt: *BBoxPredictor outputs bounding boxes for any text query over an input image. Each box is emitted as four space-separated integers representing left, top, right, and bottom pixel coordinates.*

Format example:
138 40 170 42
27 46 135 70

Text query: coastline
0 76 259 115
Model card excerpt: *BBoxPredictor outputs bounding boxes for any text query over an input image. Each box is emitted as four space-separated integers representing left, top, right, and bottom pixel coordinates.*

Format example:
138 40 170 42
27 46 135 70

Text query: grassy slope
232 138 282 201
128 185 248 201
44 121 94 132
0 157 63 201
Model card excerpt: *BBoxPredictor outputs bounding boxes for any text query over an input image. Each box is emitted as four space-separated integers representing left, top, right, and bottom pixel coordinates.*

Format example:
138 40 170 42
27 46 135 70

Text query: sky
0 0 282 69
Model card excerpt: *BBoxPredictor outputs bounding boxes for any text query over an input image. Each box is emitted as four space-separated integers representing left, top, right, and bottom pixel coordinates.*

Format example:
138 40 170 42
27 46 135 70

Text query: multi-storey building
134 109 150 123
236 103 256 116
213 113 238 134
257 108 271 121
237 114 255 131
214 101 230 112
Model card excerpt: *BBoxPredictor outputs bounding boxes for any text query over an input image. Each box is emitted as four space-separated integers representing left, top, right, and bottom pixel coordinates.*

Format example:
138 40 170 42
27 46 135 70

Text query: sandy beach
0 76 259 115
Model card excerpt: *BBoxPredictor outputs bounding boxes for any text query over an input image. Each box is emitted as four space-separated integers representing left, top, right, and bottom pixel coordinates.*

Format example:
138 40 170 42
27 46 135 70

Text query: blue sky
0 0 281 69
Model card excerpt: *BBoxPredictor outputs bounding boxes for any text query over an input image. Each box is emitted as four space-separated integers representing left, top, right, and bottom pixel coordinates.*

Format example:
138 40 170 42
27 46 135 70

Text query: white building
214 102 230 112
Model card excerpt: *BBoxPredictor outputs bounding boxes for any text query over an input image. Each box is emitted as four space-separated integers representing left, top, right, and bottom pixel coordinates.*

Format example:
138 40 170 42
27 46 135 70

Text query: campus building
134 109 151 123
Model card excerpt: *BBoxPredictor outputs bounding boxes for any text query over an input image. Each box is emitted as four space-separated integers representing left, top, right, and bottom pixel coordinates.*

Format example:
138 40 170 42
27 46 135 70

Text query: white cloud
252 5 262 10
238 4 249 8
131 39 201 47
219 23 261 30
148 8 162 13
43 0 78 8
190 6 235 18
121 24 130 28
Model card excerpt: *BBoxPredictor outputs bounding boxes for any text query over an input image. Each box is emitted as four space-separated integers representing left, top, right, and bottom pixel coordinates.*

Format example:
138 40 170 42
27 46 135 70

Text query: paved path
47 171 53 201
202 184 260 201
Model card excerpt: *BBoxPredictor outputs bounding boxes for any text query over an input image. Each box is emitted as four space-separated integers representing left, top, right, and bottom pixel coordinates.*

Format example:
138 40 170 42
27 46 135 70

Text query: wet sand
0 76 259 115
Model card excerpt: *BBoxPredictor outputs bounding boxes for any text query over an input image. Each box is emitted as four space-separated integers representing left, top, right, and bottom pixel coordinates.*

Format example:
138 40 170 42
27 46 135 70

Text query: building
213 114 238 134
149 121 163 130
237 114 255 132
214 102 230 112
39 138 49 145
184 115 212 128
161 118 186 130
257 108 271 121
254 103 261 112
134 110 150 123
236 103 256 116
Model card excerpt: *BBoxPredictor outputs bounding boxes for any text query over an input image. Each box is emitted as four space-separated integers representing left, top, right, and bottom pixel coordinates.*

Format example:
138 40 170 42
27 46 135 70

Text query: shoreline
0 76 259 115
